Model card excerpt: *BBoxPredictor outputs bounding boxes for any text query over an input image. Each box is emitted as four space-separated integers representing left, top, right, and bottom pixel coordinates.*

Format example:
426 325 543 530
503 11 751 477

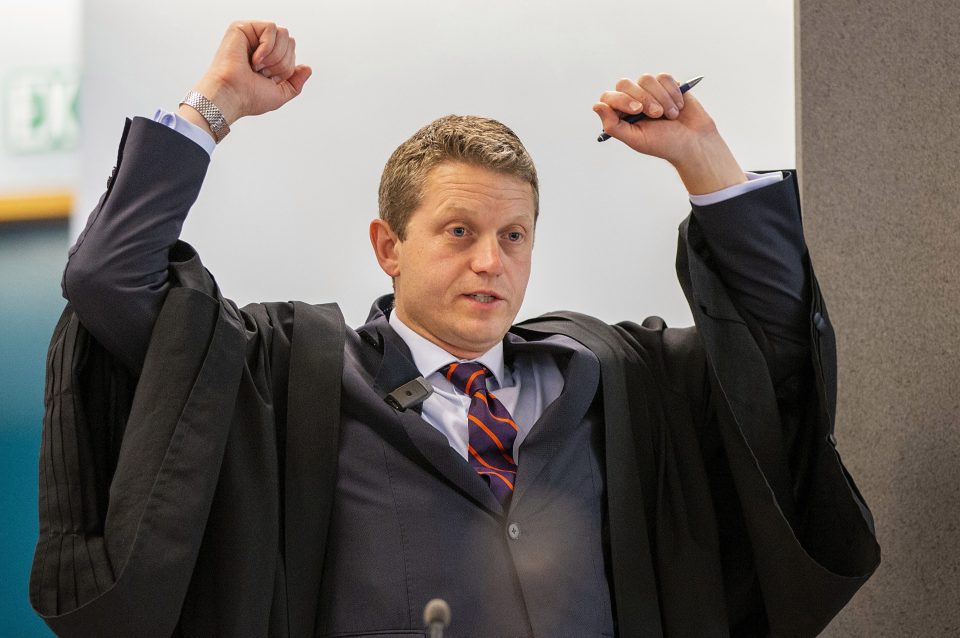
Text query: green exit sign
3 68 80 154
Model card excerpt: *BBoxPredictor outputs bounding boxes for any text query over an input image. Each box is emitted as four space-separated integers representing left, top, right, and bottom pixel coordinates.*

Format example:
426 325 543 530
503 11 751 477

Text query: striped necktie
443 362 518 505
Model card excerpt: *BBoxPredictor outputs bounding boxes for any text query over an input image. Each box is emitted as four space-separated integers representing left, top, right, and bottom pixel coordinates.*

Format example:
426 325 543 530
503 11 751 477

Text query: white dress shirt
388 310 565 462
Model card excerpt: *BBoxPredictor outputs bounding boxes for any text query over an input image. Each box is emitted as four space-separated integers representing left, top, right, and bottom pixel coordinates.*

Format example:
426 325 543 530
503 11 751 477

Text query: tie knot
443 362 489 396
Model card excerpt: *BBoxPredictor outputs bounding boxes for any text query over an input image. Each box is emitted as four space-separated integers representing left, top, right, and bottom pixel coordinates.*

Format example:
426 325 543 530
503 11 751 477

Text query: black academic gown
30 197 880 637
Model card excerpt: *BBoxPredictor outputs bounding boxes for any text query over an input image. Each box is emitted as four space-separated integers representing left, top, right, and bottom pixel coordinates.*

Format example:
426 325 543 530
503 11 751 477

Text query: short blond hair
378 114 539 239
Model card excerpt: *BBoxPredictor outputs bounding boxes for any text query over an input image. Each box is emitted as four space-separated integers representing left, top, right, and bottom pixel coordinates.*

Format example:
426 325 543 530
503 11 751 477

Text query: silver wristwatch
180 91 231 143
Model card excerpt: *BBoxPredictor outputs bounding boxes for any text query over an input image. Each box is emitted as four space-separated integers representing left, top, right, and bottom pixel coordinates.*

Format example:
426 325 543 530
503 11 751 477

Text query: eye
449 226 467 237
505 231 524 242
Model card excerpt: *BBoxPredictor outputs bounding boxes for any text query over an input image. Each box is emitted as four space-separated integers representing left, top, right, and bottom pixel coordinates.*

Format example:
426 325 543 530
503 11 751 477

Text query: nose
470 234 505 275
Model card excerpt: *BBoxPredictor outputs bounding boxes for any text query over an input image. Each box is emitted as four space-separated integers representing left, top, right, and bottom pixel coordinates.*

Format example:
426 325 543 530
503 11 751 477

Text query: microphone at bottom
423 598 451 638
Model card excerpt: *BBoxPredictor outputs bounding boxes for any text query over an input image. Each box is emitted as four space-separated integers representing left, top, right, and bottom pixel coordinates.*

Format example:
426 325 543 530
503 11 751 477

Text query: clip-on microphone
385 376 433 411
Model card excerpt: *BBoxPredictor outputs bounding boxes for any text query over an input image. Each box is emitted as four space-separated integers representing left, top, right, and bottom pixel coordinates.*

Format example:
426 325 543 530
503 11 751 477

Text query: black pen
596 75 703 142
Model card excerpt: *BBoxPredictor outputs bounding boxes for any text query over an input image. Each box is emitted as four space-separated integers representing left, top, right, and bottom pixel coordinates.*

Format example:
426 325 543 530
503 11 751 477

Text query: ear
369 218 402 278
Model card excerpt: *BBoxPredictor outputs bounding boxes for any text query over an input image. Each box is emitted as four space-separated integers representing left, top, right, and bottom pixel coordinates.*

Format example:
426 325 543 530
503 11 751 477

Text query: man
30 21 879 638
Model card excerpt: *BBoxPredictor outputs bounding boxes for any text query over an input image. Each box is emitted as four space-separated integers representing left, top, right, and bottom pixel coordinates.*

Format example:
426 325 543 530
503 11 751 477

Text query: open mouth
466 293 499 303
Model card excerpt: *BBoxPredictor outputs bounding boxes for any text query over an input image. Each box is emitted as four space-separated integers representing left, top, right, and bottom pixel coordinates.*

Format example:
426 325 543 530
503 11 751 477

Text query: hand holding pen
592 73 747 195
597 76 702 142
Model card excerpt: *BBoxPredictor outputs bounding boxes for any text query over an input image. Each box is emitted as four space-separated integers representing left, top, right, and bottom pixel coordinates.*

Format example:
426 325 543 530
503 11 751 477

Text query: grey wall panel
797 1 960 634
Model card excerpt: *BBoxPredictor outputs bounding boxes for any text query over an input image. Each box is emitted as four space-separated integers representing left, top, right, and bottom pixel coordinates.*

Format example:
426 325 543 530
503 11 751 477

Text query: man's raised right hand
178 21 311 134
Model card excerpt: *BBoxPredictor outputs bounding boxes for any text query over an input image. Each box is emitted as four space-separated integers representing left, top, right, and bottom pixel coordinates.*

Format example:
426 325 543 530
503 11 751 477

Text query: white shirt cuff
152 108 217 157
689 171 784 207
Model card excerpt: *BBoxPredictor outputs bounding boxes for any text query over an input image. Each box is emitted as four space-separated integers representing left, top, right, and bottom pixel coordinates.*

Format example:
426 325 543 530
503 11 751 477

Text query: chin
446 328 507 357
472 330 511 351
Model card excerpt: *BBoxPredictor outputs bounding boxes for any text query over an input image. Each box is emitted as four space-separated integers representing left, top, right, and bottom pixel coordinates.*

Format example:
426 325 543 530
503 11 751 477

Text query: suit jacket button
813 311 827 332
507 522 521 540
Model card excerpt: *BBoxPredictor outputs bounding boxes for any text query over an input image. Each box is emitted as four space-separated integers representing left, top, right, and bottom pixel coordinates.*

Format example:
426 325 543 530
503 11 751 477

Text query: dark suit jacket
30 119 880 637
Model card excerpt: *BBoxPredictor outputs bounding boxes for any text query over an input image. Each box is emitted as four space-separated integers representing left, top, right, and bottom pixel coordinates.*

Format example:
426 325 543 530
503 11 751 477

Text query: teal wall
1 221 66 636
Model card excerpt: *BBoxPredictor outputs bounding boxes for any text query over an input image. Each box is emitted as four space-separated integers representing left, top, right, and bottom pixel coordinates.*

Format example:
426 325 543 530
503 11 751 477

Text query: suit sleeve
62 117 210 372
686 171 810 387
675 173 880 636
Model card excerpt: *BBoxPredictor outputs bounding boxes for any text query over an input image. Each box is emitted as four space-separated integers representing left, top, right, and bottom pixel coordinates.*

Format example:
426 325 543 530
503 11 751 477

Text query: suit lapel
505 334 600 505
359 309 504 515
514 313 664 636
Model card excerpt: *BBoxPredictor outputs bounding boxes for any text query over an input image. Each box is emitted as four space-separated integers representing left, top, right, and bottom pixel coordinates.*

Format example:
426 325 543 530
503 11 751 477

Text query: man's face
372 162 536 359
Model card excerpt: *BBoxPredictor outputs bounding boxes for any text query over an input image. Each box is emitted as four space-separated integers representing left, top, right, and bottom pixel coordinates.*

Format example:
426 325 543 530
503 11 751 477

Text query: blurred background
2 3 79 636
3 1 958 636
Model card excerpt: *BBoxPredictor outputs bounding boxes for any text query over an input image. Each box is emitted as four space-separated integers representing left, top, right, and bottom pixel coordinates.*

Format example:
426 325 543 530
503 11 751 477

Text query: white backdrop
78 0 794 329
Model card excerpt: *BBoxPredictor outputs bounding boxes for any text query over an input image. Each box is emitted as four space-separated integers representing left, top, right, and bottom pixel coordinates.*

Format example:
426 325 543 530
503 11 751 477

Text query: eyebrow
436 205 534 224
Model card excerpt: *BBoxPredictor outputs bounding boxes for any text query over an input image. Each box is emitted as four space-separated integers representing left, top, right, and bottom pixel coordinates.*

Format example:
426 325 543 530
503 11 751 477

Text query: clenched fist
179 21 312 136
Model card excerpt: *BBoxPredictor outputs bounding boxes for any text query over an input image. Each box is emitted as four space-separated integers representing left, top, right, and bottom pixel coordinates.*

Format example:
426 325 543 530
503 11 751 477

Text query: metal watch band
180 91 230 143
